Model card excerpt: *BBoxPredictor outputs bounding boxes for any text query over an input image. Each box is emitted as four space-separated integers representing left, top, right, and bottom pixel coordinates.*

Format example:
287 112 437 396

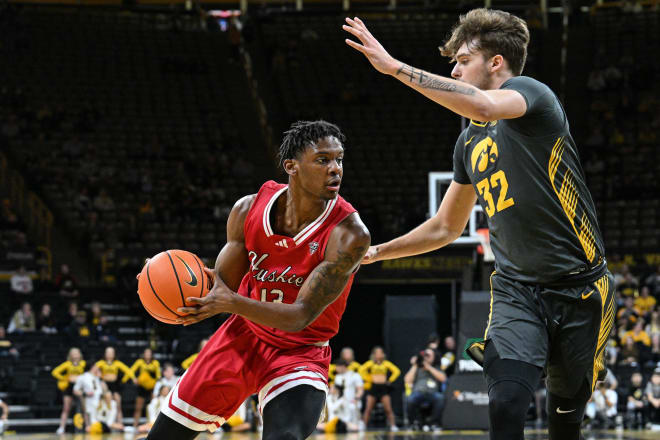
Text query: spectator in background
645 265 660 297
95 346 136 425
60 301 79 330
619 336 640 366
318 384 360 433
646 368 660 426
440 336 456 376
65 310 91 344
622 321 652 347
130 348 161 430
619 272 640 298
53 347 86 435
329 347 361 382
93 189 115 212
0 325 19 359
647 309 660 337
88 391 123 433
55 264 79 298
73 364 105 431
37 303 57 334
405 349 446 432
359 346 400 431
90 302 103 325
332 359 364 428
625 371 646 429
152 363 179 399
426 333 440 351
139 385 171 434
586 382 618 429
605 335 619 367
10 265 33 296
635 286 656 317
93 314 116 345
7 302 35 333
618 296 640 327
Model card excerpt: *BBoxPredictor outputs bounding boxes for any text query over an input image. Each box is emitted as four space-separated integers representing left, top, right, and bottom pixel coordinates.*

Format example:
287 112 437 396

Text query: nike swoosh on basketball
556 407 575 414
176 256 198 287
581 289 594 300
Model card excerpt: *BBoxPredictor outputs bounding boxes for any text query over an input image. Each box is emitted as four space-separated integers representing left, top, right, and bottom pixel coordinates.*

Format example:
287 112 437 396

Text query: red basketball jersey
238 180 358 349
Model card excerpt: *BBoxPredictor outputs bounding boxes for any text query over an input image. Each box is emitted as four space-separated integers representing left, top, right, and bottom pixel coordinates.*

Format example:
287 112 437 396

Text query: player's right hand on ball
361 245 380 265
176 267 235 326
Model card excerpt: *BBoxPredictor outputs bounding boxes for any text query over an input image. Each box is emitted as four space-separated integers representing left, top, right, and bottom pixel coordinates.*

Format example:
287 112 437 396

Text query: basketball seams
144 306 178 324
146 261 181 319
166 250 187 309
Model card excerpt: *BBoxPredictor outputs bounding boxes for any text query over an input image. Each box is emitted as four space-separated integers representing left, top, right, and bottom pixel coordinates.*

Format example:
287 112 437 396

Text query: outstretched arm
343 17 526 121
178 213 370 331
363 181 476 264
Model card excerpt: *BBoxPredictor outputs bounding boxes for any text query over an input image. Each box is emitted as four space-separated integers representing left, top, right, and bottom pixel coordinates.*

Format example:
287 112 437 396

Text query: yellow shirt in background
95 359 135 383
52 360 86 391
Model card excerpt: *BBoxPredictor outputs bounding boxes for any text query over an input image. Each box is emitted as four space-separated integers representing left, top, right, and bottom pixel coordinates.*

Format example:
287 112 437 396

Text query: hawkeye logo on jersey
470 137 499 174
249 251 305 287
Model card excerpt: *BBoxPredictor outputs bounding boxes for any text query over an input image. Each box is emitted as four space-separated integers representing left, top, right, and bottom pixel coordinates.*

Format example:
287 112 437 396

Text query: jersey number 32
476 170 515 217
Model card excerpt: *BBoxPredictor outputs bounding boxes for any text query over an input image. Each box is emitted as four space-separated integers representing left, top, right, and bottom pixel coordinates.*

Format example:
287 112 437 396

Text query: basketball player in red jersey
146 120 370 440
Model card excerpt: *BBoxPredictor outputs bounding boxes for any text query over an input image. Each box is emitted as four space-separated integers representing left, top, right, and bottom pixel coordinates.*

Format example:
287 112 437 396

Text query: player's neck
275 184 328 235
488 71 515 90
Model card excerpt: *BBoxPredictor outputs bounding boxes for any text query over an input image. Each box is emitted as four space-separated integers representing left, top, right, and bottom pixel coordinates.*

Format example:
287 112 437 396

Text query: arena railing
0 151 54 258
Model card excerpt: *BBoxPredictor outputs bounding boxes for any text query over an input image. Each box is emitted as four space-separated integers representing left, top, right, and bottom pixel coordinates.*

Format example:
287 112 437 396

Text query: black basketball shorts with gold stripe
467 270 616 398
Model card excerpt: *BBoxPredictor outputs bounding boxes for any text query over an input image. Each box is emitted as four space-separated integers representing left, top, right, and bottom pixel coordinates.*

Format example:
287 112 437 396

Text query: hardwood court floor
3 430 660 439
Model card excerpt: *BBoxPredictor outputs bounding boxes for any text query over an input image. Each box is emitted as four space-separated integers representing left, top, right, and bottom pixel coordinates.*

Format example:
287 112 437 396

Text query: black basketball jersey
453 76 606 285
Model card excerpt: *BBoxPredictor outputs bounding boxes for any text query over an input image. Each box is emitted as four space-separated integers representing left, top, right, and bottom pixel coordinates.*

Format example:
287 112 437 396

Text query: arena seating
582 6 660 253
0 8 267 281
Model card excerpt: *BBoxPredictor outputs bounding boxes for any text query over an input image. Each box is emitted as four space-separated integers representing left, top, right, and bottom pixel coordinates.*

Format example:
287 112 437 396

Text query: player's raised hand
361 245 380 265
176 267 235 326
343 17 399 76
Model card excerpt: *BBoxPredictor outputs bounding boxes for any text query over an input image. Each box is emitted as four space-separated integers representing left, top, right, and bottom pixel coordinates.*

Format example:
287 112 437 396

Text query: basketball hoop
476 228 494 263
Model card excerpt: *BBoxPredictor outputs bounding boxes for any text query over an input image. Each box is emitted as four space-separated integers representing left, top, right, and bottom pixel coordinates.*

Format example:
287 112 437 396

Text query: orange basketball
137 249 211 324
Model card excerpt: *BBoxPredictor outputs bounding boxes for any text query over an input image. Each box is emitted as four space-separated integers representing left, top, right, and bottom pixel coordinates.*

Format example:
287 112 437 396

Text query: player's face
71 349 81 363
450 41 493 91
293 136 344 201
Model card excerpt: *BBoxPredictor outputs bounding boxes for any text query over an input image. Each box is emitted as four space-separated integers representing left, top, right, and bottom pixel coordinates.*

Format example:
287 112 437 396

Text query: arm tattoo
396 63 475 96
297 243 368 323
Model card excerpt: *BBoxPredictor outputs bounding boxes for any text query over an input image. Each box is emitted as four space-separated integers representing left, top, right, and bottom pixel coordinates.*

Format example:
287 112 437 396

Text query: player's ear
490 54 505 73
283 159 297 176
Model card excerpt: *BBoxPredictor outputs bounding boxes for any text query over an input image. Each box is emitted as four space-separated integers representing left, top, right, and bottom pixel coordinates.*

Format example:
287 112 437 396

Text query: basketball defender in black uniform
345 8 615 440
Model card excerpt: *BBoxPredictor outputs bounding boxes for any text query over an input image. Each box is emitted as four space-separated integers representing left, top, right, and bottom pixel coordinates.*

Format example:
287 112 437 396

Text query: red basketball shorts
161 315 331 432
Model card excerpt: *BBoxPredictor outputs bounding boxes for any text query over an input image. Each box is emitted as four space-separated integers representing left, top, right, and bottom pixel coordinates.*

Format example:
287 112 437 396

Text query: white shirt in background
92 399 117 426
334 371 363 402
73 372 104 416
147 396 167 424
152 375 179 398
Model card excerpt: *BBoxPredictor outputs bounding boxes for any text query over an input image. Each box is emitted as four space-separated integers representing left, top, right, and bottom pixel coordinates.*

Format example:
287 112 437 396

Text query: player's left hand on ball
176 267 234 326
343 17 399 75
